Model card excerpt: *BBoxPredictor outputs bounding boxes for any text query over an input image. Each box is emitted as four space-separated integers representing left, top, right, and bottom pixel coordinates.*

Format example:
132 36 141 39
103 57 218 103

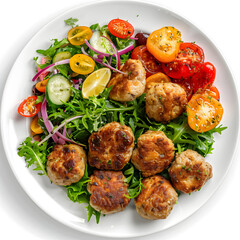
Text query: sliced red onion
118 44 135 55
41 98 58 143
81 46 89 56
38 115 83 146
84 39 109 57
129 36 138 40
32 59 70 82
95 58 125 75
101 36 120 69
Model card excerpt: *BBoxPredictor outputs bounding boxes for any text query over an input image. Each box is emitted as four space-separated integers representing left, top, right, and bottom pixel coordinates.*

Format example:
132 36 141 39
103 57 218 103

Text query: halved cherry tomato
35 78 49 92
172 78 194 102
187 93 223 132
192 62 216 92
31 116 43 134
196 85 220 101
108 19 134 39
208 85 220 100
131 45 163 78
145 72 170 90
18 96 41 117
69 54 95 75
146 26 182 63
162 43 204 79
67 26 92 46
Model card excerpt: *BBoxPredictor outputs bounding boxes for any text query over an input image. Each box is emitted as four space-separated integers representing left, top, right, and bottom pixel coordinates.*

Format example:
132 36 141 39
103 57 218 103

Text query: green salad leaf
17 137 48 175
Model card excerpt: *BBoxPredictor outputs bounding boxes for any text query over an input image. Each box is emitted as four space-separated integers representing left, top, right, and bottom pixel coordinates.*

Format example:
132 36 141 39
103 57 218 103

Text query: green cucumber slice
46 74 72 106
52 51 71 63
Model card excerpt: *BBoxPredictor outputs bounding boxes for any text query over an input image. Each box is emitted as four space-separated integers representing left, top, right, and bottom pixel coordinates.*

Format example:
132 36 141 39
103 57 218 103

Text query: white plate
1 0 239 238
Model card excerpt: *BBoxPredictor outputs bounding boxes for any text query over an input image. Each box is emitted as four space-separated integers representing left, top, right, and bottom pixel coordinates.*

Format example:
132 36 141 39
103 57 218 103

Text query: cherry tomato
135 32 149 46
146 72 170 90
35 78 49 93
18 96 41 117
108 19 134 39
146 26 182 63
172 78 194 102
187 93 223 132
69 54 95 75
131 45 163 78
191 62 216 92
197 85 220 101
31 116 43 134
162 43 204 79
67 26 92 46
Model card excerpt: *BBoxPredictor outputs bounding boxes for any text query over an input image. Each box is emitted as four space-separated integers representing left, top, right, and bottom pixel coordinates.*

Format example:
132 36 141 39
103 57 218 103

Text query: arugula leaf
36 38 69 57
17 137 48 175
64 17 79 27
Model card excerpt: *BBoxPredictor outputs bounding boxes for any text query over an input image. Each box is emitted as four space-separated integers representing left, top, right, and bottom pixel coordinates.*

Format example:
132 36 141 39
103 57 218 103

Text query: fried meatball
107 59 146 102
88 122 134 170
169 149 213 193
87 170 130 214
146 82 187 122
131 130 175 177
134 175 178 220
47 144 87 186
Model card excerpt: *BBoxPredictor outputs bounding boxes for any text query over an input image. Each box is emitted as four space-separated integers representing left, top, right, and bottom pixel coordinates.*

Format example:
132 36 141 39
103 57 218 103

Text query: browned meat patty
87 170 130 214
146 82 187 122
107 59 146 102
131 130 175 177
88 122 134 170
134 175 178 220
47 144 87 186
169 149 213 193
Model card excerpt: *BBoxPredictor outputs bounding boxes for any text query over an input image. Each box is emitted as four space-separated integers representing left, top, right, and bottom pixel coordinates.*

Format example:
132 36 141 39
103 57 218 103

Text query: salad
17 17 226 223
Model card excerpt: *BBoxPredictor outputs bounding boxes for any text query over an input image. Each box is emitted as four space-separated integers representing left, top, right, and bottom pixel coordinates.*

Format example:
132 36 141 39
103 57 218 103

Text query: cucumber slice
52 51 71 63
46 74 72 106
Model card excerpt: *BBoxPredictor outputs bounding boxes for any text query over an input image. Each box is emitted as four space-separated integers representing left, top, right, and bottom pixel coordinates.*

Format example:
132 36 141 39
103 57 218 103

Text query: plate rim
1 0 239 238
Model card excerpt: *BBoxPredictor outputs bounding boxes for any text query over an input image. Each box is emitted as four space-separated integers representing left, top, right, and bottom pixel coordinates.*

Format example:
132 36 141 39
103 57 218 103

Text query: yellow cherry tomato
187 93 223 133
67 26 92 46
69 54 95 75
146 26 182 63
31 116 43 134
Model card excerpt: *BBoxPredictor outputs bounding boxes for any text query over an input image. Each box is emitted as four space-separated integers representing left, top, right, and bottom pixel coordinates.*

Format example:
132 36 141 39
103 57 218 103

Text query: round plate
1 0 239 238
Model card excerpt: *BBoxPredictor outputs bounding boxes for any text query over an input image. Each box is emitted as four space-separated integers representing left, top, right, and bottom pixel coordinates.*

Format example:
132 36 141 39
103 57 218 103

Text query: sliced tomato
146 26 182 63
18 96 41 117
187 93 223 132
108 19 134 39
196 85 220 101
35 78 49 93
69 54 95 75
67 26 92 46
172 78 194 102
31 116 43 134
162 42 204 79
191 62 216 92
131 45 163 78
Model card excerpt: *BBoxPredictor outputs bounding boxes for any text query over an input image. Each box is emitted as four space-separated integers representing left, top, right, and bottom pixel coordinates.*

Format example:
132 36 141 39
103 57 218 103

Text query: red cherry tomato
162 42 204 79
131 45 163 78
192 62 216 92
108 19 134 39
18 96 41 117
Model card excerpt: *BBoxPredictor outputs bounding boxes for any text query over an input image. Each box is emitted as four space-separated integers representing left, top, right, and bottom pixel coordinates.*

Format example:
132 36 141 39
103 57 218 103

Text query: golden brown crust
146 82 187 122
134 175 178 219
88 122 134 170
131 131 175 177
168 149 213 193
47 144 87 186
87 170 130 214
107 59 146 102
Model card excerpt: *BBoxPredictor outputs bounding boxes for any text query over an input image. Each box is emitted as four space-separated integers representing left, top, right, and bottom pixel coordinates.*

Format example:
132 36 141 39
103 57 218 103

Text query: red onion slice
32 59 70 82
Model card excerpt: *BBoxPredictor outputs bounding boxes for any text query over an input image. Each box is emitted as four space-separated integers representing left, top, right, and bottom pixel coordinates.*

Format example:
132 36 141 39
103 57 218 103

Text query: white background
0 0 239 239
